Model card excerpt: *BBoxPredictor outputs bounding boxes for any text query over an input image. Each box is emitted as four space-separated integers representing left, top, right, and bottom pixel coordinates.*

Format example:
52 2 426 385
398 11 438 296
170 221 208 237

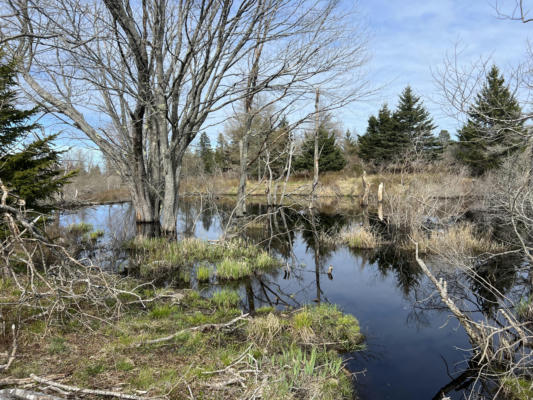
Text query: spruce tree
294 125 346 173
456 65 524 175
393 86 440 159
198 132 214 173
358 104 397 165
0 54 72 211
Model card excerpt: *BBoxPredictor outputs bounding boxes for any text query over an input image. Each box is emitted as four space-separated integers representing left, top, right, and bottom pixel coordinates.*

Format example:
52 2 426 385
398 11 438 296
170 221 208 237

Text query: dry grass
4 290 362 400
181 169 474 199
341 226 381 249
410 223 504 256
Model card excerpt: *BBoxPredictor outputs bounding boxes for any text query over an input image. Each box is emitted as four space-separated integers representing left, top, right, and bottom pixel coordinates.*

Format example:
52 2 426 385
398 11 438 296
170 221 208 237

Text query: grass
211 289 241 309
129 237 279 280
68 222 93 235
196 264 212 282
410 223 505 255
502 376 533 400
5 286 363 400
342 225 380 249
516 295 533 322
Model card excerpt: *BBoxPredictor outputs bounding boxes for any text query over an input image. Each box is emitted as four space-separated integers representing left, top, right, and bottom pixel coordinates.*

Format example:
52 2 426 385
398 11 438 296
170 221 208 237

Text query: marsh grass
211 289 241 309
196 264 212 282
410 223 504 256
129 237 279 280
342 225 380 249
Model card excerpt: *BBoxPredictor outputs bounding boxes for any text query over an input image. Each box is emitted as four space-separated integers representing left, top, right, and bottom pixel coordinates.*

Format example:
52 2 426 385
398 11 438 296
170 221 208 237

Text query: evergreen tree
456 65 524 175
393 86 440 159
358 104 397 165
358 88 440 167
294 124 346 173
0 54 72 211
214 133 230 171
198 132 214 174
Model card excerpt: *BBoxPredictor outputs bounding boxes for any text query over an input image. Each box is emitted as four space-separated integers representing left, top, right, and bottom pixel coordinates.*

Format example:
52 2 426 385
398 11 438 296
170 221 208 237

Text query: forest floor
2 283 363 400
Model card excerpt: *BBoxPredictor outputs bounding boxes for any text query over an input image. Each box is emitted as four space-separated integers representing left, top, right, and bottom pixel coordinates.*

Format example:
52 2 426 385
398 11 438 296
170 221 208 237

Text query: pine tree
198 132 214 174
0 54 72 211
456 65 524 175
393 86 440 159
294 124 346 173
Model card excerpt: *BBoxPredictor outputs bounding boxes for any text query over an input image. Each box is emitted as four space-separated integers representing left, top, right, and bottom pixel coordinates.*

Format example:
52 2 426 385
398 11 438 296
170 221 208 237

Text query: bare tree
0 0 370 235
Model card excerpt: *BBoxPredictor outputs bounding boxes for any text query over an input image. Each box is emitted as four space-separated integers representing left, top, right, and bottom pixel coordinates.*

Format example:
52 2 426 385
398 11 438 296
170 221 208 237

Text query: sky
337 0 532 137
46 0 533 157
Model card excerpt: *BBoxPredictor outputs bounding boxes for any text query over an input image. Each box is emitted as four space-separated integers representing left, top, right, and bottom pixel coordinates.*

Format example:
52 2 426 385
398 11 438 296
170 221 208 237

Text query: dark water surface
58 200 497 400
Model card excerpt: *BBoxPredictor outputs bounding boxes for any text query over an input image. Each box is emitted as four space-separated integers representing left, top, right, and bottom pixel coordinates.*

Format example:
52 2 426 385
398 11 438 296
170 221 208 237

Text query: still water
58 199 510 400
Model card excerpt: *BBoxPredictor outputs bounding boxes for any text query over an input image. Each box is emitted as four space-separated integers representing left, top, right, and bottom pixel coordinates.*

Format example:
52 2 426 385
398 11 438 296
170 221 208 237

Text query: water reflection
58 198 526 400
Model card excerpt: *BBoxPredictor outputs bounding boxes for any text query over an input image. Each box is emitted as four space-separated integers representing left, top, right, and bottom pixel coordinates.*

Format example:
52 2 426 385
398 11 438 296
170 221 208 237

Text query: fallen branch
0 374 66 387
29 375 155 400
0 388 63 400
135 314 250 347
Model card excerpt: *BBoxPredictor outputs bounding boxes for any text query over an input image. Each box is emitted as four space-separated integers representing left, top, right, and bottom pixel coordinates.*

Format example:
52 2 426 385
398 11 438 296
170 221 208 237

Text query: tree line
192 64 524 178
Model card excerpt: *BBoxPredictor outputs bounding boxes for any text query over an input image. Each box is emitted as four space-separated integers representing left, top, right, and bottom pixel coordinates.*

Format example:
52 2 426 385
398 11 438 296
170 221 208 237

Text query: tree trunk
160 150 185 236
236 117 252 217
310 88 320 208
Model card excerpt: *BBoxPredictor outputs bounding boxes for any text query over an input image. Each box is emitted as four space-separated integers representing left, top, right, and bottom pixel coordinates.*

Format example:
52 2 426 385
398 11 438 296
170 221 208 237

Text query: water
58 199 516 400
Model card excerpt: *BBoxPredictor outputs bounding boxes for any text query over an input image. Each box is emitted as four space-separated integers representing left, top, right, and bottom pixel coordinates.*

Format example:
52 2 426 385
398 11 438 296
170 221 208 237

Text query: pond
57 199 518 400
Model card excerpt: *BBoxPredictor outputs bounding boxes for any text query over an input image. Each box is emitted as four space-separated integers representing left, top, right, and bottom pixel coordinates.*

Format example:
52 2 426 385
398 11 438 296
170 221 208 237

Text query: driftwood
29 375 154 400
413 242 488 355
0 388 63 400
135 313 250 347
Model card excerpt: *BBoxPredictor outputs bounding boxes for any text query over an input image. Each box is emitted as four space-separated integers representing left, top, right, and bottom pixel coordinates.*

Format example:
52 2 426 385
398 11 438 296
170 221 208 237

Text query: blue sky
49 0 533 156
338 0 532 136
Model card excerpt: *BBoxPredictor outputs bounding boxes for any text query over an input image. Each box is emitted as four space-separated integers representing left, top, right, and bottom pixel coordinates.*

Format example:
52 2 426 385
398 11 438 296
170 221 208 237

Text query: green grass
48 336 69 354
502 376 533 400
68 222 93 234
212 289 241 309
216 258 252 280
128 237 279 280
196 264 212 282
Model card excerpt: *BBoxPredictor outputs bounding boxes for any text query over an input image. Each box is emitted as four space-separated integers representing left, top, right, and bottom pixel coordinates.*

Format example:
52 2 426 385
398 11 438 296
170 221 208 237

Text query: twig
135 314 249 347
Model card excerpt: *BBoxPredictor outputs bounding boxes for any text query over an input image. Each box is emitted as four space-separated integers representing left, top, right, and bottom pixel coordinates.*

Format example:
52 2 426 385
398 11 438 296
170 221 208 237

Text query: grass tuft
211 289 241 310
342 226 380 249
